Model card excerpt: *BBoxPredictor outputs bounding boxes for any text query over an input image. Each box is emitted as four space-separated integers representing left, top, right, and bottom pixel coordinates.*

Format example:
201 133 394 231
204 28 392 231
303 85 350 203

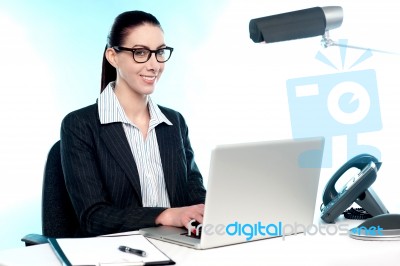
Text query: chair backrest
42 140 79 238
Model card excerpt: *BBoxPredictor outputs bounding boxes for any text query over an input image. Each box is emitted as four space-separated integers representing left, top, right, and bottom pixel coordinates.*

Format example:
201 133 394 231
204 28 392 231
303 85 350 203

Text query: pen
118 245 147 257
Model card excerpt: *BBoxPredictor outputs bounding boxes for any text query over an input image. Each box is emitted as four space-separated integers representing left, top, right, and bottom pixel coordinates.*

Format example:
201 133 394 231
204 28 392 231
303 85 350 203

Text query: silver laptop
140 137 325 249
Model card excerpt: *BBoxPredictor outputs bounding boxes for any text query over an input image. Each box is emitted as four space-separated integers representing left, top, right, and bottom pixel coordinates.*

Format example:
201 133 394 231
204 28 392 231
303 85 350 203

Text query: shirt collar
98 82 173 127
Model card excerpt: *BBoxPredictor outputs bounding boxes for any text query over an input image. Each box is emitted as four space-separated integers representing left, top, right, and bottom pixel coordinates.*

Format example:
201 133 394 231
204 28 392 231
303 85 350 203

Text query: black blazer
60 103 206 236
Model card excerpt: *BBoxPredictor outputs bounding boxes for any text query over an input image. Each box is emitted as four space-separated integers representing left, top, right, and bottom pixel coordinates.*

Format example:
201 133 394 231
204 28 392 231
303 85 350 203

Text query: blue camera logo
287 67 382 167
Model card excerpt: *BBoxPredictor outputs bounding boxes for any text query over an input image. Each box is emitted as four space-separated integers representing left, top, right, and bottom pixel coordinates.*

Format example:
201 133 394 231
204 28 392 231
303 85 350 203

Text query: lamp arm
321 31 399 55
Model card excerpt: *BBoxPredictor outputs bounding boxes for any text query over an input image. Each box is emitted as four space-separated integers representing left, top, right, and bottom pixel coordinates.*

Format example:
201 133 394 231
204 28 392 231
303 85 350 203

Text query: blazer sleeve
60 105 166 237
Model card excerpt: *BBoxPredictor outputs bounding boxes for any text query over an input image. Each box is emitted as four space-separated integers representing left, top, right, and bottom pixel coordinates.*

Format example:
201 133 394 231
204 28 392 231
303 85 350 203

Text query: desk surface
1 221 399 266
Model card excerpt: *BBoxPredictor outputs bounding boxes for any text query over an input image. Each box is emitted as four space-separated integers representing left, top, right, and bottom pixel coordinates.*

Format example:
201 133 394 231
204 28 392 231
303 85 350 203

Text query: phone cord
343 207 372 220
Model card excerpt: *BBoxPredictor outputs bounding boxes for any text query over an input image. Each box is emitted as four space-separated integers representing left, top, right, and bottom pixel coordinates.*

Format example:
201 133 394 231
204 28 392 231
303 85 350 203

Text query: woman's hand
155 204 204 228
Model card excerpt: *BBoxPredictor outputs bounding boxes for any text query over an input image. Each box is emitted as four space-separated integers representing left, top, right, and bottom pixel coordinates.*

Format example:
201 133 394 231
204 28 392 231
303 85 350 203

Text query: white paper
55 234 171 266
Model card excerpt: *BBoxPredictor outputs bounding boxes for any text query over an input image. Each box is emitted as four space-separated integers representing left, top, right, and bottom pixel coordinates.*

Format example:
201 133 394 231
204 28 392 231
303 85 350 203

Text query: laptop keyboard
182 231 201 239
182 228 202 239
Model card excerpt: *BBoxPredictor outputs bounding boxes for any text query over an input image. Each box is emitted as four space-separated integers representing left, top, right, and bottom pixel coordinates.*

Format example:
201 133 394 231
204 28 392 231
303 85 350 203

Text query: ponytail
100 45 116 92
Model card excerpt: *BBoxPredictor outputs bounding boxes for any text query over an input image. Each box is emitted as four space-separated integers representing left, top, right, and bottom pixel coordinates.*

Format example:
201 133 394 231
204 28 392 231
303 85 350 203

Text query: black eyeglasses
113 46 174 63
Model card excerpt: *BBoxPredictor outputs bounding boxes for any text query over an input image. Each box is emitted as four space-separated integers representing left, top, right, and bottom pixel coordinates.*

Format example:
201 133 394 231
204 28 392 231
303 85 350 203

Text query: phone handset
321 154 389 223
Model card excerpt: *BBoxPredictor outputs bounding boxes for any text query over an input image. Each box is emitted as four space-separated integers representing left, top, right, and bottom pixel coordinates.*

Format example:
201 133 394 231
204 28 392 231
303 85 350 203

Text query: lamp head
249 6 343 43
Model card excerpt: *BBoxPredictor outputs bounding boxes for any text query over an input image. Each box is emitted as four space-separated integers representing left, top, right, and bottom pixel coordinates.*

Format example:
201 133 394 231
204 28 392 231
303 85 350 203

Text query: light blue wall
1 0 399 250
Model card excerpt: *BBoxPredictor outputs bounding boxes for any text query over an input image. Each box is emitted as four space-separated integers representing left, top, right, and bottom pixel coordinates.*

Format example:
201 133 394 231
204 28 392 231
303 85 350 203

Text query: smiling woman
60 10 206 237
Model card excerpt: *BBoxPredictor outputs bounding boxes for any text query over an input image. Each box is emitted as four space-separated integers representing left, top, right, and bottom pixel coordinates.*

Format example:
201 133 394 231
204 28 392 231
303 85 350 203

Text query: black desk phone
321 154 389 223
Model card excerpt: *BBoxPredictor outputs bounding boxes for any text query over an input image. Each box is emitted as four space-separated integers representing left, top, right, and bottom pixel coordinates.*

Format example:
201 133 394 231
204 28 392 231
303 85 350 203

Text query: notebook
140 137 325 249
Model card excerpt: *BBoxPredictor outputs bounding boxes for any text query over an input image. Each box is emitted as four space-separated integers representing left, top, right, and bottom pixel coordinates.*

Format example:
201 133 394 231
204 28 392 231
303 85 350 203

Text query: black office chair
21 140 79 246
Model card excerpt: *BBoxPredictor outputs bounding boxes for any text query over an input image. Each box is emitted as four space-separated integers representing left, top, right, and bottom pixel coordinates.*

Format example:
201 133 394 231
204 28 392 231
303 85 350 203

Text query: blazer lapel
156 124 179 205
100 122 142 202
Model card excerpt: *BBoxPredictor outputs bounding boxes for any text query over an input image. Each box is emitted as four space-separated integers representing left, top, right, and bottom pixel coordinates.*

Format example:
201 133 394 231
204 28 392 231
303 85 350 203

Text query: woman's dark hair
100 11 162 92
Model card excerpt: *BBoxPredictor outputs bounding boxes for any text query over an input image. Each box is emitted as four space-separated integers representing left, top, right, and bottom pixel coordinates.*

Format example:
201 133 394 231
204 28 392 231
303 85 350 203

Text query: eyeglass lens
133 48 172 63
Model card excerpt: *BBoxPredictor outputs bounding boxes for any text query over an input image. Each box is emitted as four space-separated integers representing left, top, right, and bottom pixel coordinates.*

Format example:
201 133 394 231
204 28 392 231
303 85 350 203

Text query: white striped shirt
98 82 172 208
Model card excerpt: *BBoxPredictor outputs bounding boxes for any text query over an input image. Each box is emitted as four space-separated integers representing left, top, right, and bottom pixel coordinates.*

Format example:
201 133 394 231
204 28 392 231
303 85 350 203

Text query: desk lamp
249 6 398 55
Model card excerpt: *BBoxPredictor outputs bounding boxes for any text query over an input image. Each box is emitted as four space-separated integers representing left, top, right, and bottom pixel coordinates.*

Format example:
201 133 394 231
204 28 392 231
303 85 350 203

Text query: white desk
1 220 399 266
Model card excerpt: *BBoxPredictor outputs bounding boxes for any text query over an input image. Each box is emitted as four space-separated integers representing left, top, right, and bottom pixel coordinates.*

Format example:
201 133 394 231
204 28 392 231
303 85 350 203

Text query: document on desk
48 234 175 266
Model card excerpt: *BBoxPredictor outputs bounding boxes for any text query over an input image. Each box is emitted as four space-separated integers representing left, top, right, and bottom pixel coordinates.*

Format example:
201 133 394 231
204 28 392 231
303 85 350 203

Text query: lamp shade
249 6 343 43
